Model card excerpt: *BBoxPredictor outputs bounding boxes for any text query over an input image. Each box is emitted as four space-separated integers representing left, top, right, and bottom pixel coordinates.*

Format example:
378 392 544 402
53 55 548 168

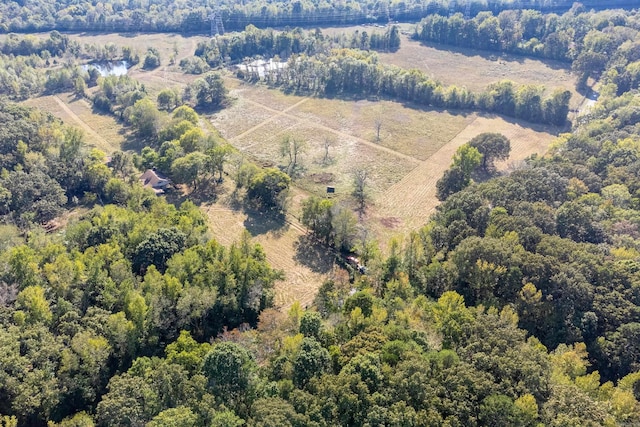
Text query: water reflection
82 61 129 77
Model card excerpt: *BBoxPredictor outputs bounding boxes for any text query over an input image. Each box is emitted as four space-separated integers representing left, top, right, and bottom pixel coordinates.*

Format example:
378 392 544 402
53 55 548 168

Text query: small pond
240 59 287 78
82 61 129 77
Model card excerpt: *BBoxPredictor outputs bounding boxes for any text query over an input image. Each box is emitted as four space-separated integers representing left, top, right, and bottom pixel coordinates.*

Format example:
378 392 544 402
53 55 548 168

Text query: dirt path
374 116 558 234
230 97 311 141
238 97 422 165
53 95 113 152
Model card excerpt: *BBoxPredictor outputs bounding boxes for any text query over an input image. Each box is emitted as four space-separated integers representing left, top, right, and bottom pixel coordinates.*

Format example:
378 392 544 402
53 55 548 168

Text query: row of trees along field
249 48 571 125
415 5 640 90
190 27 568 126
191 25 401 69
0 0 636 33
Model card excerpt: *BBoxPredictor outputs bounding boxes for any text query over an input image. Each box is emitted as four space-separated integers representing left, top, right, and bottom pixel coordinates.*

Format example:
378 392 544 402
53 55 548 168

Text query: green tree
300 197 334 243
127 98 161 139
299 311 323 339
246 168 291 211
15 285 52 325
436 144 482 201
468 133 511 173
143 47 161 70
431 291 474 349
190 73 227 109
279 135 306 176
203 342 256 408
293 337 330 388
95 373 160 427
157 88 180 111
147 406 198 427
132 228 187 274
207 144 233 182
479 394 517 427
332 207 357 253
171 152 209 190
352 169 369 215
249 397 308 427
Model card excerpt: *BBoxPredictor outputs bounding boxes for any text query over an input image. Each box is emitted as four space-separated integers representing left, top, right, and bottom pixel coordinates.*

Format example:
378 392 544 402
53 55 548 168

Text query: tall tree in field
190 72 227 109
353 169 369 215
436 144 482 201
280 134 306 176
468 133 511 173
127 98 161 139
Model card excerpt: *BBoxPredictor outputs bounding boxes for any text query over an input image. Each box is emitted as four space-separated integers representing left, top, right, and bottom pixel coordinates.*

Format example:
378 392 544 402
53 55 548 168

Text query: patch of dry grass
23 94 126 153
290 98 476 160
378 34 582 109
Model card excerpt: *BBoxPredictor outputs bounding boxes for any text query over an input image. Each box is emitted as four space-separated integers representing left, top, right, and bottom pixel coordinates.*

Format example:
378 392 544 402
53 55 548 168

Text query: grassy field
23 30 572 308
217 81 561 249
378 34 583 110
23 93 126 153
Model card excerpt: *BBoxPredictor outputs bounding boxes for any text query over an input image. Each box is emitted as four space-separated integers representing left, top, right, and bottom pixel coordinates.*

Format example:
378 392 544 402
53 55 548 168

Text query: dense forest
1 2 640 427
2 0 640 34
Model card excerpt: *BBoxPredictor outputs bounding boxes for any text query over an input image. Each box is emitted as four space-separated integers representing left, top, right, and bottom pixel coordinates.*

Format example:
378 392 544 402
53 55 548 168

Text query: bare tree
322 136 335 165
352 168 369 216
280 135 307 176
374 117 383 142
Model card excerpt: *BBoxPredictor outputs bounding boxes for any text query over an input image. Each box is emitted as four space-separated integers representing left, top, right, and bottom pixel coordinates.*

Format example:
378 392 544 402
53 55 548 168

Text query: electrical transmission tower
208 10 224 37
449 0 457 16
464 1 471 18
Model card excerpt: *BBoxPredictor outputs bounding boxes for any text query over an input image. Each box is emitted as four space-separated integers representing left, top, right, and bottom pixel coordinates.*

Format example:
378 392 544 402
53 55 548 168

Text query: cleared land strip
375 115 482 230
53 96 114 152
239 97 421 165
204 203 330 309
374 116 557 232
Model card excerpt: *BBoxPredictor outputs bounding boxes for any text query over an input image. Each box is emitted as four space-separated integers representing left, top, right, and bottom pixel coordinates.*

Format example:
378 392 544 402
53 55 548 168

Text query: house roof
140 169 169 189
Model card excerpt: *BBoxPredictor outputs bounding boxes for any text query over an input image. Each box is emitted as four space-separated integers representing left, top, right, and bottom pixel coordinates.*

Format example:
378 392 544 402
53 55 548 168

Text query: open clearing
218 81 560 249
203 184 335 309
23 93 126 153
377 34 582 110
26 31 569 309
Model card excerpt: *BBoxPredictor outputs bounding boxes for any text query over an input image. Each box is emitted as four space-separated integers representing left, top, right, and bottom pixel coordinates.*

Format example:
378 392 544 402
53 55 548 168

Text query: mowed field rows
23 93 126 153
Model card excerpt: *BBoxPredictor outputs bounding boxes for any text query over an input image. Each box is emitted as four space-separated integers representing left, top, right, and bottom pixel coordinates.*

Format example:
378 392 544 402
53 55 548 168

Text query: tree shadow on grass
293 234 336 274
164 179 225 207
121 130 153 152
243 208 288 238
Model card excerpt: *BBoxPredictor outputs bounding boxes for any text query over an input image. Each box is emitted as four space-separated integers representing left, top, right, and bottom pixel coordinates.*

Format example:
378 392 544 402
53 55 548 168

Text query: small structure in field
140 169 170 195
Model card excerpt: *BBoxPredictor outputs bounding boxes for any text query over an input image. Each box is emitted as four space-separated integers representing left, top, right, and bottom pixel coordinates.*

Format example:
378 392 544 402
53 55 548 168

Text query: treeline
1 0 637 34
192 25 400 70
411 87 640 384
415 7 640 90
261 49 570 125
